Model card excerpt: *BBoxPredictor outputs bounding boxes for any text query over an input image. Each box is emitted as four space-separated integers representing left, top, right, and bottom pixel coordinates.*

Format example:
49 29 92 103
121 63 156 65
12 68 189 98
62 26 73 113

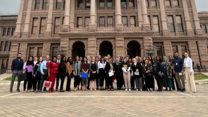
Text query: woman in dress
47 57 60 93
161 56 173 91
143 59 154 92
66 57 72 92
114 58 123 90
23 56 34 93
59 56 67 92
98 57 106 90
105 58 115 91
122 58 131 91
89 57 98 91
184 52 196 93
33 57 43 92
81 57 89 91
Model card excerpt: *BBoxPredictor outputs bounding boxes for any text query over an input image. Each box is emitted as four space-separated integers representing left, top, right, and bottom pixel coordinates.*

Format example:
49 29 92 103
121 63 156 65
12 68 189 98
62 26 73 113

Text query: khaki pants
123 72 131 89
175 72 185 90
185 67 196 92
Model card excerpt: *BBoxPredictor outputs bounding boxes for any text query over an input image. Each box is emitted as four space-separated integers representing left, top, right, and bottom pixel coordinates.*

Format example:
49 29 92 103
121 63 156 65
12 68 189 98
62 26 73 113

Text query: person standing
143 60 154 92
162 56 173 91
114 58 123 90
169 55 179 91
152 57 162 91
59 56 67 92
79 57 83 62
81 57 89 91
73 56 82 92
32 56 38 92
128 58 134 90
87 56 91 89
39 55 50 93
66 57 72 92
55 55 61 91
95 56 99 89
105 58 115 91
184 52 196 93
10 53 24 92
89 57 98 91
47 57 60 93
172 52 185 92
98 57 106 90
23 56 34 93
132 58 143 92
122 58 131 91
33 57 43 92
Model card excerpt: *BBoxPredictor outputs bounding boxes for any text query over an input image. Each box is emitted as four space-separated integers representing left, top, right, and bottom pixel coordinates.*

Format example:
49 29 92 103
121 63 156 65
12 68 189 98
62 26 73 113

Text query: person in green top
161 56 173 91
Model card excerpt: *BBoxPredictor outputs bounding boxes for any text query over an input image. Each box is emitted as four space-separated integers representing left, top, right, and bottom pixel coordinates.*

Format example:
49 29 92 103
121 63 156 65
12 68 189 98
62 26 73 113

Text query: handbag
18 73 27 82
43 77 52 88
81 72 88 78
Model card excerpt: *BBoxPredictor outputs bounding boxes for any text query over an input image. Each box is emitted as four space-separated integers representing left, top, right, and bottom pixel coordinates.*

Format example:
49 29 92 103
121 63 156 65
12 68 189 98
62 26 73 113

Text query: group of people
10 52 196 93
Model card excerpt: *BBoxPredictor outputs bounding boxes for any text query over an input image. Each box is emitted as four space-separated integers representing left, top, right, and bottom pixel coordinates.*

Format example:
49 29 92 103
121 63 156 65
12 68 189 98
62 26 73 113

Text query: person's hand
73 72 75 75
48 73 50 77
109 70 111 72
170 74 172 76
126 71 128 74
146 71 149 73
143 75 145 78
181 70 184 74
190 72 192 75
42 73 45 76
113 71 115 74
55 68 58 70
173 70 175 74
158 72 161 75
31 66 33 69
25 66 27 68
33 75 36 77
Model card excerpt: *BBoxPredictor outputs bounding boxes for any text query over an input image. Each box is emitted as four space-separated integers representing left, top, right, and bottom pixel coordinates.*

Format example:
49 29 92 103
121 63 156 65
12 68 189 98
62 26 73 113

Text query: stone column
70 0 75 28
159 0 169 36
7 42 19 71
22 0 32 38
190 0 203 35
19 43 28 62
137 0 143 27
115 38 125 57
87 38 97 57
115 0 123 31
141 0 150 31
182 0 194 36
62 0 71 32
143 36 153 57
60 38 69 58
13 0 25 38
45 0 54 37
89 0 97 31
188 41 200 69
163 41 172 57
197 40 208 68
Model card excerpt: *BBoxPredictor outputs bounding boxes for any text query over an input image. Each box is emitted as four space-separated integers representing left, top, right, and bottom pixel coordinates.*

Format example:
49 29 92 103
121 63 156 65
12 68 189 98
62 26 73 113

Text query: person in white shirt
98 57 106 90
184 52 196 93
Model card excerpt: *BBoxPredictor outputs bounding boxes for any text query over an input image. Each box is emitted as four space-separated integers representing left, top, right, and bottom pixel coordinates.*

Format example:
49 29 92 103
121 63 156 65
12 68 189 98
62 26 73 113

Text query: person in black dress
105 58 115 91
89 57 98 91
59 56 67 92
66 57 73 91
114 58 123 90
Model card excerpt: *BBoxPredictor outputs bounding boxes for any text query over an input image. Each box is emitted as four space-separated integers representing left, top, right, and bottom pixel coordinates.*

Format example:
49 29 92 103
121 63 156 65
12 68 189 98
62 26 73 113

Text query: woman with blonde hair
89 57 98 91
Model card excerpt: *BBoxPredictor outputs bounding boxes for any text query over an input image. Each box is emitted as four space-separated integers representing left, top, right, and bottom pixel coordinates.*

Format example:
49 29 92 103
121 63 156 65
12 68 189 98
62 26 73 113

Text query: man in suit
55 55 61 91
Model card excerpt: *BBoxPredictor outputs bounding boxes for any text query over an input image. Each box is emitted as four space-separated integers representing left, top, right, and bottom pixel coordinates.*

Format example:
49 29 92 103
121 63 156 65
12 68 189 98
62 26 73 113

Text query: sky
0 0 208 15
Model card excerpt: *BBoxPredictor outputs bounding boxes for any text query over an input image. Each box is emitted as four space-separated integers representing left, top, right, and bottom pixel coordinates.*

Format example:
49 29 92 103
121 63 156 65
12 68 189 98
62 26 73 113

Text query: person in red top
47 57 60 93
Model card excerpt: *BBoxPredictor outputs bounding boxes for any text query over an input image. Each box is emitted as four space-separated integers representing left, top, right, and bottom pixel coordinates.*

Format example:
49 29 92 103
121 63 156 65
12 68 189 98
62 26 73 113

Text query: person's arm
190 58 193 73
96 63 99 74
40 61 44 74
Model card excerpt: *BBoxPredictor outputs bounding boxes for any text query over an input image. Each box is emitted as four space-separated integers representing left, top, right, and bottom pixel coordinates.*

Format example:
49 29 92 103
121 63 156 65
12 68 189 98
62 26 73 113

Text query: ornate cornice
8 38 60 42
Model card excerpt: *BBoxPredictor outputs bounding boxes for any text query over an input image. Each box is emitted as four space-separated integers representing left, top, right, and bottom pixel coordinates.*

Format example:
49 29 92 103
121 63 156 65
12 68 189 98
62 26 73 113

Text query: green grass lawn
194 74 208 81
4 77 18 81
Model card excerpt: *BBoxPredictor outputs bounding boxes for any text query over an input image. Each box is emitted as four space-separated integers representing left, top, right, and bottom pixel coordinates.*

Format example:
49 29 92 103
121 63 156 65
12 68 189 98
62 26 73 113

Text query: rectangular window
172 46 178 56
29 47 34 57
148 16 151 29
54 17 60 33
62 17 65 24
56 0 62 9
32 18 38 34
168 16 175 32
4 41 8 51
129 0 134 7
181 45 187 59
52 47 58 58
85 17 90 27
63 0 66 9
2 28 6 36
40 18 46 34
173 0 179 6
100 0 105 8
78 0 83 8
99 17 105 27
121 0 127 7
176 16 183 32
130 16 136 27
146 0 149 7
122 16 128 27
202 25 207 33
11 28 15 36
107 16 113 27
9 42 12 51
107 0 113 8
165 0 171 6
37 47 43 58
85 0 91 8
77 17 83 28
35 0 40 9
0 41 4 51
156 46 163 58
7 28 11 36
153 16 159 32
2 59 5 68
42 0 48 9
151 0 156 7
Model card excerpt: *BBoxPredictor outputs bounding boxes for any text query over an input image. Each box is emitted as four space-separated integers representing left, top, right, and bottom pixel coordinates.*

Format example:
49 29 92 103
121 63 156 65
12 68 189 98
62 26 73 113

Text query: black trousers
154 74 161 90
105 72 109 89
55 73 60 90
145 75 154 88
116 75 123 89
99 69 105 87
24 72 33 91
39 69 48 91
33 72 41 91
66 74 71 91
60 75 66 91
74 76 80 88
131 76 135 89
107 76 113 89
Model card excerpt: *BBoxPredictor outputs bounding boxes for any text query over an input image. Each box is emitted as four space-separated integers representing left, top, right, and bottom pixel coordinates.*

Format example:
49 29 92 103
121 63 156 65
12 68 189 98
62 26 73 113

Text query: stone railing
123 27 141 32
96 27 115 32
70 28 88 33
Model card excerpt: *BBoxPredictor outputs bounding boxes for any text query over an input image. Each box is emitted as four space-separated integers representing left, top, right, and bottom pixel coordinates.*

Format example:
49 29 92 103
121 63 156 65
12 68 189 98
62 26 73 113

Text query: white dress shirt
184 57 193 72
98 61 106 69
57 59 61 63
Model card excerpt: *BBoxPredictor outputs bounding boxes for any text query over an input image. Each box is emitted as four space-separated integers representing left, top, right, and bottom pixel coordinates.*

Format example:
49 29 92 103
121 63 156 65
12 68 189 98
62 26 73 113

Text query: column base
142 24 151 31
187 29 195 36
88 25 97 32
115 24 123 31
62 25 71 32
21 32 29 38
195 29 204 35
13 32 21 38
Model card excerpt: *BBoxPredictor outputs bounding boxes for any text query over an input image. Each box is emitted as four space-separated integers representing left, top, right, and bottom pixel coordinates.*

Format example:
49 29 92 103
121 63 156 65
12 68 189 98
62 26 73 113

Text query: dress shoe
17 89 20 92
10 90 13 93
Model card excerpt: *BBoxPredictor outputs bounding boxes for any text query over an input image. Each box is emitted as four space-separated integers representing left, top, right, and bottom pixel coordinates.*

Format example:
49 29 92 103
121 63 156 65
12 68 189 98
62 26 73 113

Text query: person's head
132 58 136 63
101 57 104 62
116 58 119 63
17 53 22 59
87 56 90 61
145 59 148 64
95 56 98 62
107 54 111 59
79 57 82 61
108 58 112 64
120 57 123 61
153 57 157 63
169 55 173 61
61 56 66 63
92 57 95 62
148 56 152 60
34 57 38 61
83 57 87 63
46 55 50 61
28 56 33 62
156 56 160 62
129 58 132 62
39 57 43 63
98 55 101 60
163 56 167 62
57 55 61 60
123 58 127 63
126 56 129 61
184 52 189 58
76 56 79 61
69 57 72 62
53 57 57 63
136 56 138 60
143 57 146 61
174 52 179 58
138 57 141 62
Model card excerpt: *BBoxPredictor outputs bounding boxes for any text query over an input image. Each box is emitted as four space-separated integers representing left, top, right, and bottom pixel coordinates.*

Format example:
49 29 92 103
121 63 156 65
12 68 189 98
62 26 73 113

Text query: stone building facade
0 0 208 73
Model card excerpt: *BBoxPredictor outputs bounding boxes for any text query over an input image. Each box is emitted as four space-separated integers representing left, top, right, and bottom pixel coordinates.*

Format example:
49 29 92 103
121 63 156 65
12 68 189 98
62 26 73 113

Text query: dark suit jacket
131 62 143 78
